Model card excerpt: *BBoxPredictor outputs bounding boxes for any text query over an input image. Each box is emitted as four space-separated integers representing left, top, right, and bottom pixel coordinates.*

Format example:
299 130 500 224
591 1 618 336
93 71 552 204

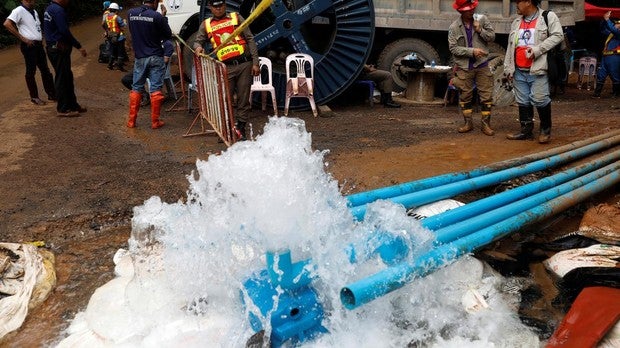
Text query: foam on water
58 117 539 347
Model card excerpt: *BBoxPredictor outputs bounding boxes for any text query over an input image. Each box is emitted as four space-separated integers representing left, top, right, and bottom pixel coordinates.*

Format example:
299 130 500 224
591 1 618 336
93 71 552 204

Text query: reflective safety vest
602 33 620 56
205 12 246 61
105 13 121 34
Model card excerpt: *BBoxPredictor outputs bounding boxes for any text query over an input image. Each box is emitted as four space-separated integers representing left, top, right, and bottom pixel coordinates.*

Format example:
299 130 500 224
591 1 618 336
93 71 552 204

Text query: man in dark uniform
193 0 260 140
43 0 87 117
126 0 172 129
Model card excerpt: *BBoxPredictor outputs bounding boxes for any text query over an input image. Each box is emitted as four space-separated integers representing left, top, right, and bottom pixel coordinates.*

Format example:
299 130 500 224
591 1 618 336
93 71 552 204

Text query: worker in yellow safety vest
193 0 260 141
102 2 127 71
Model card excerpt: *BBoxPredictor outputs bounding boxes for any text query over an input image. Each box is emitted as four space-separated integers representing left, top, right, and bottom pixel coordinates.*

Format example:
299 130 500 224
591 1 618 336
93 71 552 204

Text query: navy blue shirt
128 5 172 59
43 1 81 48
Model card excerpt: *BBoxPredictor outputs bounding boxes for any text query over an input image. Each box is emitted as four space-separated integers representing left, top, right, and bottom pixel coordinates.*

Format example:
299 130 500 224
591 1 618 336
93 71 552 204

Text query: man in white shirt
4 0 56 105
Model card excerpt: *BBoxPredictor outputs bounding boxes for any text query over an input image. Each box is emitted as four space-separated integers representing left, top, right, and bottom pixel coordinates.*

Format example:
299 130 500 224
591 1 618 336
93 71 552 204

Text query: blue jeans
597 54 620 85
132 55 165 93
513 68 551 107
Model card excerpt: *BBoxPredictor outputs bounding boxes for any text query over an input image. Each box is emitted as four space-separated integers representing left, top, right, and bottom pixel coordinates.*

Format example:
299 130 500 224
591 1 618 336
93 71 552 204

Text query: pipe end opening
340 287 356 310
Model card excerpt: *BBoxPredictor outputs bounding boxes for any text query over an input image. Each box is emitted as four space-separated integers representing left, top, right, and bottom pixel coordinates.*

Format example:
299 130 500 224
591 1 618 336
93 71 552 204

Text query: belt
223 55 251 66
602 50 620 55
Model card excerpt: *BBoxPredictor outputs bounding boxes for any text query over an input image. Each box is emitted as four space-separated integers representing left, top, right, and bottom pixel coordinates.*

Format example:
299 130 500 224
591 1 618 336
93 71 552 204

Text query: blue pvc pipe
432 161 619 244
340 170 620 309
346 130 620 208
350 136 620 220
422 151 620 232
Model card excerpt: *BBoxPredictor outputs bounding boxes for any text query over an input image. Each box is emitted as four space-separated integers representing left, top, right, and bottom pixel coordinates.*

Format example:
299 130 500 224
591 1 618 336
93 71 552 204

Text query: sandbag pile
0 243 56 339
542 203 620 347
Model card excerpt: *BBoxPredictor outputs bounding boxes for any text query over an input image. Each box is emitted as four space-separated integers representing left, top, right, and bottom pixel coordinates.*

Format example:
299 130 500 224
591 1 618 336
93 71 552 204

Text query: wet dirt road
0 14 619 347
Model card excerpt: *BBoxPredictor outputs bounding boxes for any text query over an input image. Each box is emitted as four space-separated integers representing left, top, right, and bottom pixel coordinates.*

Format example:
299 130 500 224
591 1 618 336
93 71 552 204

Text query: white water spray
58 117 539 347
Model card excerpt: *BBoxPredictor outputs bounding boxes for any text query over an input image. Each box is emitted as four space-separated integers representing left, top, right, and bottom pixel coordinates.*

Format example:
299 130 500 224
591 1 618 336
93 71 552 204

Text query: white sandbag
408 199 464 220
542 244 620 278
0 243 42 339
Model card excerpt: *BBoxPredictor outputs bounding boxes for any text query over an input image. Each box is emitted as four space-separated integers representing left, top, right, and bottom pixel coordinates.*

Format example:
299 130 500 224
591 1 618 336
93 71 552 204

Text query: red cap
453 0 479 12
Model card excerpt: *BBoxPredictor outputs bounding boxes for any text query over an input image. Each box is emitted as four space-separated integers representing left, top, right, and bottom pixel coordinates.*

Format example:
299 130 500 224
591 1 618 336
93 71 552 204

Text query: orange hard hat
453 0 478 12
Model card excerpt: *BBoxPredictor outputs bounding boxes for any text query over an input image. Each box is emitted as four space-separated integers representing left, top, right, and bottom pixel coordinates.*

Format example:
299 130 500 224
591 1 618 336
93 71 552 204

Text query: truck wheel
202 0 375 109
377 38 440 92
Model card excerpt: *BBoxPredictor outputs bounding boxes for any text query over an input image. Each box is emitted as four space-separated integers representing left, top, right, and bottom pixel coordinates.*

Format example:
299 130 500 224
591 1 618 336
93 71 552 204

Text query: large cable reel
200 0 375 110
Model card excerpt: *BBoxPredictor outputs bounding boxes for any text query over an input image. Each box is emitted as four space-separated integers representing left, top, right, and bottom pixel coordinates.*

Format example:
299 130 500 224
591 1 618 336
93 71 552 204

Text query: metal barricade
166 40 189 112
184 53 237 146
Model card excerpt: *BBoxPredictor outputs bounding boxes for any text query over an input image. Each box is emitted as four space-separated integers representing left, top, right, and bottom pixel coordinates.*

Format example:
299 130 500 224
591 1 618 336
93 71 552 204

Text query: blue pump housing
241 250 327 347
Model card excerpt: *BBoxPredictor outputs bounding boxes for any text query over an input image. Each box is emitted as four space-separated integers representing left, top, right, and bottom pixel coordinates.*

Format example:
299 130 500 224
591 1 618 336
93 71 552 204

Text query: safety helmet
103 1 111 10
452 0 478 12
109 2 120 10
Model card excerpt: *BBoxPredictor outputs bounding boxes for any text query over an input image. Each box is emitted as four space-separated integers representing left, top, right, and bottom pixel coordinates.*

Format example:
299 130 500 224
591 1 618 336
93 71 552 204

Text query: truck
163 0 585 106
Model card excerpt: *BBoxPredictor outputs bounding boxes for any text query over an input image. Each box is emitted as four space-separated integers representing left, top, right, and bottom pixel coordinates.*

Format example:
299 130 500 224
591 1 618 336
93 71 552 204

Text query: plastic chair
355 80 375 106
284 53 318 117
577 57 597 91
249 57 277 116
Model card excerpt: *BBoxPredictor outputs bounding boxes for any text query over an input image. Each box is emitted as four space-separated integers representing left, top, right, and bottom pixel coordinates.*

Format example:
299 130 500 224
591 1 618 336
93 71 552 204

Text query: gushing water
58 117 539 347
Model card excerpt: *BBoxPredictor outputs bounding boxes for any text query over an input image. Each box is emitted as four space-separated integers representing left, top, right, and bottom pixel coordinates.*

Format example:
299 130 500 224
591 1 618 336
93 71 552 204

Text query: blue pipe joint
266 250 314 289
347 231 410 266
241 250 326 347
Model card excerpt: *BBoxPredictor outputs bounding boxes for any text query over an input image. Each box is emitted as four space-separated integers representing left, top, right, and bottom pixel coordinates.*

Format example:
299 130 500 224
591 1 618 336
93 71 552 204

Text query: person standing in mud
193 0 260 141
503 0 563 144
4 0 56 106
592 11 620 98
126 0 172 129
43 0 88 117
448 0 496 136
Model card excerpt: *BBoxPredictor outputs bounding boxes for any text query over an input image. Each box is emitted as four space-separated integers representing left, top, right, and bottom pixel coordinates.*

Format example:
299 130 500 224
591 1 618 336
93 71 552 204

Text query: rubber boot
458 102 473 133
506 105 534 140
150 91 165 129
613 83 620 98
592 82 603 98
480 102 494 136
127 90 142 128
235 121 247 141
381 93 401 108
537 103 552 144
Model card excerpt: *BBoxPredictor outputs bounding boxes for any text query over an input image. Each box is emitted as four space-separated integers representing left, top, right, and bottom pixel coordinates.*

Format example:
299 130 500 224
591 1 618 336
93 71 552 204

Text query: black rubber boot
592 82 604 98
506 105 534 140
382 93 401 108
537 103 552 144
613 84 620 98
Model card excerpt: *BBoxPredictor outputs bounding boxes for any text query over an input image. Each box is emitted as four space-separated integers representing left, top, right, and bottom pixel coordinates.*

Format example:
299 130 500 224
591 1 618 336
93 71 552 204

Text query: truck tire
377 38 440 92
200 0 375 110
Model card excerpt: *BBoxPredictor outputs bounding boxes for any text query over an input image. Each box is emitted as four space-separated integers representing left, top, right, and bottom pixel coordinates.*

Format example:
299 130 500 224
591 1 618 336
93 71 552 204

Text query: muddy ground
0 15 619 347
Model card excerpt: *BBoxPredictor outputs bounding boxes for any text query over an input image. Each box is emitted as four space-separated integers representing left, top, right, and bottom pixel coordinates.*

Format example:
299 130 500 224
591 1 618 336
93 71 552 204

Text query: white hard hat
109 2 120 10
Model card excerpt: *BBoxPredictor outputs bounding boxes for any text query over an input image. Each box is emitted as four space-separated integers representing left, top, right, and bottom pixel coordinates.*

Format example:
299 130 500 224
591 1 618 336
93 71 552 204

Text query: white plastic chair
249 57 277 116
284 53 318 117
577 57 597 91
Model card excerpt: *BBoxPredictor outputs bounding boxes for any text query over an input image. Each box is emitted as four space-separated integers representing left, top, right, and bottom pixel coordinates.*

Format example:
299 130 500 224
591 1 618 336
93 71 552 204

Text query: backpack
542 10 569 91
